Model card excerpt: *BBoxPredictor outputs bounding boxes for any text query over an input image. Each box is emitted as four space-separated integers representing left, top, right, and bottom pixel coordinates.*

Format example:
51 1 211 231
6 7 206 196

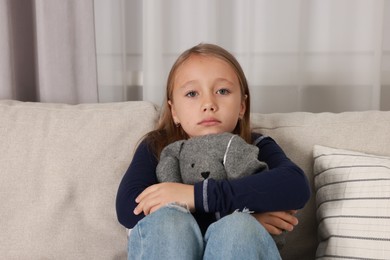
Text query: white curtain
94 0 390 113
0 0 98 104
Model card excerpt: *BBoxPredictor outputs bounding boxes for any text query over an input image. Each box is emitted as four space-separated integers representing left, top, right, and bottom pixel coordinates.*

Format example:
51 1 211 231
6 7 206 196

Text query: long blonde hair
146 43 252 158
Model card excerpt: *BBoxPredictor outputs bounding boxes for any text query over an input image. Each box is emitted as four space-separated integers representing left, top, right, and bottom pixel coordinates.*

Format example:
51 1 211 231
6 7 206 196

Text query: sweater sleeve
194 135 311 215
115 140 158 229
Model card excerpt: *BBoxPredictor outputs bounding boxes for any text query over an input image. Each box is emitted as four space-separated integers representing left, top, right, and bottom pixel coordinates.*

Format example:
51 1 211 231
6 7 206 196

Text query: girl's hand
252 210 298 235
133 183 195 216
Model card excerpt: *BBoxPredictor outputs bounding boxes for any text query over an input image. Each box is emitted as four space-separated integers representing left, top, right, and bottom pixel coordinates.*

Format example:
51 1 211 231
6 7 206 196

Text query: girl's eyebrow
179 80 198 90
214 78 235 85
178 78 235 89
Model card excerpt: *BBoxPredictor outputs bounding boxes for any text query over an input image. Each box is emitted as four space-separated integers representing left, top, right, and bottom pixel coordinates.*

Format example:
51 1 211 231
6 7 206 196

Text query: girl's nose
202 103 216 112
202 95 217 112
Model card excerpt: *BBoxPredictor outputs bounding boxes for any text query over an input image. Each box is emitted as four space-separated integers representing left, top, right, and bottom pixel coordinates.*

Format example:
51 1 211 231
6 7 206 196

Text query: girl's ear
239 95 247 118
168 100 180 125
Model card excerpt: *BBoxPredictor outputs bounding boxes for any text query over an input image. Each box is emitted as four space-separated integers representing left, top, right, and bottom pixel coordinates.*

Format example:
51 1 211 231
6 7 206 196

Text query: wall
94 0 390 112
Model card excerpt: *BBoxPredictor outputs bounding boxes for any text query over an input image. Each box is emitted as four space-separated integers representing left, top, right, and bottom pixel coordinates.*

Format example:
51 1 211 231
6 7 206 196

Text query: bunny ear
224 135 268 179
156 140 184 183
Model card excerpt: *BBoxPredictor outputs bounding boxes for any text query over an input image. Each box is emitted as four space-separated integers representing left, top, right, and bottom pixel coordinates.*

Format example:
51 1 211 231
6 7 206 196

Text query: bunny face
177 136 227 184
156 132 268 185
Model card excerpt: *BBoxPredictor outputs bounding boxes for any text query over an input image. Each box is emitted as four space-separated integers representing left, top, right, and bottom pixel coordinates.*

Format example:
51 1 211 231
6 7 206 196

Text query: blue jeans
128 204 281 259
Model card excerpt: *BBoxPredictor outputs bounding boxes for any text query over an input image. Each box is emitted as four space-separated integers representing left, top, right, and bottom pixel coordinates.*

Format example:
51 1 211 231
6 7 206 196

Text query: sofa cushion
313 145 390 259
251 111 390 260
0 100 158 259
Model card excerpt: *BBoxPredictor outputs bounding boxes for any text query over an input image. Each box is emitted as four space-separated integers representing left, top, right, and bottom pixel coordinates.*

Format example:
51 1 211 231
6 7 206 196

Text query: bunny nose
201 171 210 179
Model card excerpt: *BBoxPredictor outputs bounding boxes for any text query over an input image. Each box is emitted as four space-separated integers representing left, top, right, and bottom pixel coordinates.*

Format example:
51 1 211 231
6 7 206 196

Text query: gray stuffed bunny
156 132 268 184
156 132 286 249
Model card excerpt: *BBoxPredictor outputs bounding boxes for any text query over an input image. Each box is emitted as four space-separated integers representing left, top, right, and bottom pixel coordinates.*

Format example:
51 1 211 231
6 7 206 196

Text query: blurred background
1 0 390 113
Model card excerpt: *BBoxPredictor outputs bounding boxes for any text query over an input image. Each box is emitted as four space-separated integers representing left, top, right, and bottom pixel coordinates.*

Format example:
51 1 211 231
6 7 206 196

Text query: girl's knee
205 212 271 246
217 212 267 235
204 213 281 259
129 204 204 259
154 203 191 219
133 203 202 241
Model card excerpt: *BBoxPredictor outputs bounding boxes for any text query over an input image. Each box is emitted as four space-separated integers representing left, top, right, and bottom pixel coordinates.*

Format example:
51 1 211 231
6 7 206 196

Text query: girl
116 43 310 259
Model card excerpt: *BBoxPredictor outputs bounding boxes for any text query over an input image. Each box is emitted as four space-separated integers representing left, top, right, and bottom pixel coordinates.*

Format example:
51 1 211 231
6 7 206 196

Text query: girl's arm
115 140 159 229
193 135 311 216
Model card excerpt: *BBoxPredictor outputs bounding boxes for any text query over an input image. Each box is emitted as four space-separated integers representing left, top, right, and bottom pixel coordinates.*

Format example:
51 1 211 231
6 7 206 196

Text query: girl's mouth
198 118 221 126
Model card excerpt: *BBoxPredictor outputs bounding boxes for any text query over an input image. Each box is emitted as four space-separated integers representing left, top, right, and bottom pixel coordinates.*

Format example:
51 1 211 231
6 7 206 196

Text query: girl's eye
185 91 198 98
217 88 230 95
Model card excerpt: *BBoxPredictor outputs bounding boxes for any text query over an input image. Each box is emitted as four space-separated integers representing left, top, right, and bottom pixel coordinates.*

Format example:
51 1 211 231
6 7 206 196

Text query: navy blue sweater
116 133 311 233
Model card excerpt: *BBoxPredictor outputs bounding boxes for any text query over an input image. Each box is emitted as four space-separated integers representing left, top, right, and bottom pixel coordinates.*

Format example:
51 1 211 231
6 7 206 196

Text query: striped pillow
313 145 390 259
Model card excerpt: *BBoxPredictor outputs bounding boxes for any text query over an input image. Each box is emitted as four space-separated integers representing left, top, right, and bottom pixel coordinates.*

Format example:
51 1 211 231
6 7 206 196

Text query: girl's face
169 55 246 138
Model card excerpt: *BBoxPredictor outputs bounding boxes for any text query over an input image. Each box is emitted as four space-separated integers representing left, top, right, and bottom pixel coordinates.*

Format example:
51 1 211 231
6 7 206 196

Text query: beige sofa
1 100 389 259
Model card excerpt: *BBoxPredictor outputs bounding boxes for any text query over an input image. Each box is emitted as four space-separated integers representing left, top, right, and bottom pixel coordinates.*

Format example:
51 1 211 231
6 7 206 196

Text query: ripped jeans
128 204 281 260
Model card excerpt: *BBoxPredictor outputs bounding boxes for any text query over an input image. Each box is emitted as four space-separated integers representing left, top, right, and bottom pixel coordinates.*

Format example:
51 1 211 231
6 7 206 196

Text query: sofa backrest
0 100 158 259
251 111 390 260
2 99 389 260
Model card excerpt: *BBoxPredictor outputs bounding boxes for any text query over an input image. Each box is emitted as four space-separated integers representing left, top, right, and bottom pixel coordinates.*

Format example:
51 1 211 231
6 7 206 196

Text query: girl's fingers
256 211 298 232
134 191 159 215
263 224 283 235
135 185 158 203
134 183 194 215
271 211 299 226
142 198 162 215
149 204 164 215
267 216 293 231
282 212 299 226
